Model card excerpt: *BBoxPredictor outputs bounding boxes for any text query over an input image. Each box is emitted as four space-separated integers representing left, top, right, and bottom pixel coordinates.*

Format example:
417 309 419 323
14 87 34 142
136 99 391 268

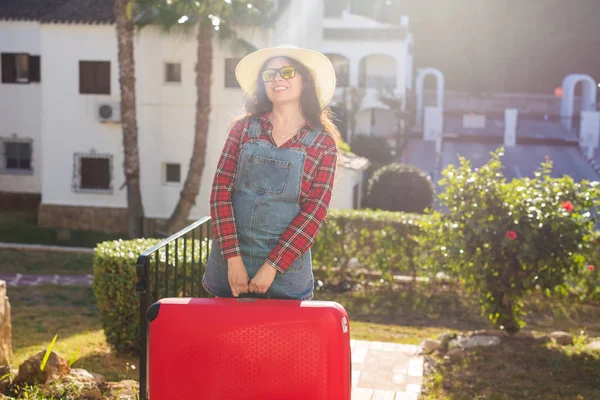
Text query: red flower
505 231 517 240
545 155 550 161
561 201 574 212
588 265 595 272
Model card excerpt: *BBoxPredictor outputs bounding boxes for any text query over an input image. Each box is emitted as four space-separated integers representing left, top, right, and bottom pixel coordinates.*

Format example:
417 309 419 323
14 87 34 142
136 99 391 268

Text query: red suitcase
146 297 352 400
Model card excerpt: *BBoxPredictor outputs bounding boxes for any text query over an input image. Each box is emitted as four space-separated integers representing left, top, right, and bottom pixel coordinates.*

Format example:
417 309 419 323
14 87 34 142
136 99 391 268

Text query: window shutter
79 61 91 93
96 62 110 94
1 54 17 83
29 56 41 82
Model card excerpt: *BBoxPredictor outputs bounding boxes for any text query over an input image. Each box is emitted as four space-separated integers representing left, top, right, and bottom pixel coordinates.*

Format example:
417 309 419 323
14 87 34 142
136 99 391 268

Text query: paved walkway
351 340 423 399
0 242 94 253
0 273 93 286
1 242 94 287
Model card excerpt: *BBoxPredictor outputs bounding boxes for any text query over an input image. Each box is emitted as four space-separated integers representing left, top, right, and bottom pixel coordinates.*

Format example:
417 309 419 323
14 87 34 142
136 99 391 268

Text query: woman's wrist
227 255 243 268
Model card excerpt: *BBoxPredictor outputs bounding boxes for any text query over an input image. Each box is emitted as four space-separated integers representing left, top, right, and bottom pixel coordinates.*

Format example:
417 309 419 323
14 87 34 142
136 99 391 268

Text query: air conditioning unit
97 102 121 124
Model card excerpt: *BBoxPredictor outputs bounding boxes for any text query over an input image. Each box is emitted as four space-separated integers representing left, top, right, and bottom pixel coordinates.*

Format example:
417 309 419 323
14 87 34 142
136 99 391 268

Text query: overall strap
248 117 262 139
300 125 324 147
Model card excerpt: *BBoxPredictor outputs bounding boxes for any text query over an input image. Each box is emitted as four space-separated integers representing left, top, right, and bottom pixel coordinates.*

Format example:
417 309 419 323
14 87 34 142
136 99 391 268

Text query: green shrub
367 163 435 213
338 140 351 153
351 134 394 163
93 238 209 354
421 149 599 333
567 231 600 300
313 209 425 280
360 160 386 208
94 212 429 352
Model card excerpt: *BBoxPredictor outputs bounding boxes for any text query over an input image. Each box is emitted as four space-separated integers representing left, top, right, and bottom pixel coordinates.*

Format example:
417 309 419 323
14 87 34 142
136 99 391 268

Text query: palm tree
136 0 275 234
114 0 144 238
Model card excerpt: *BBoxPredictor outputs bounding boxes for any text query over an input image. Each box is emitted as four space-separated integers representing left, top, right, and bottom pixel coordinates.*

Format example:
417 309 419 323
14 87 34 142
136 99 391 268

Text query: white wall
330 167 362 210
37 4 321 220
355 109 372 136
322 40 409 93
372 109 395 137
136 27 236 220
40 24 124 208
38 23 252 219
362 54 396 87
12 0 364 223
0 21 42 193
273 0 323 49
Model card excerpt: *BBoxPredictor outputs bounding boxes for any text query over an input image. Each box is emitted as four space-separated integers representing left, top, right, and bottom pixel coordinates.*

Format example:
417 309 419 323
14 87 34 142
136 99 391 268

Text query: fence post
424 106 443 141
580 111 600 157
136 258 149 400
504 108 518 148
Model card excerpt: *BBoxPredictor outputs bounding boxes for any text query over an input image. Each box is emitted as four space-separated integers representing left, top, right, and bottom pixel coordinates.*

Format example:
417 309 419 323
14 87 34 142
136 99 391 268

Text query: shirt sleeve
266 141 338 273
210 118 247 260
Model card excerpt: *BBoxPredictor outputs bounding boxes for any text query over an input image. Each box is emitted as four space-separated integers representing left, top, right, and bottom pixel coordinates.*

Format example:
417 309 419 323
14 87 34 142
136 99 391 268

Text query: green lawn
0 212 124 248
11 285 137 382
421 338 600 400
10 282 600 398
0 249 93 275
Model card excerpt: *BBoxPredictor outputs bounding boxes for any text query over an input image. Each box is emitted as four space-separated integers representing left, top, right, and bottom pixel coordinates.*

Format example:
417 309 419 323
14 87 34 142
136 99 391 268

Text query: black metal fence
135 216 212 400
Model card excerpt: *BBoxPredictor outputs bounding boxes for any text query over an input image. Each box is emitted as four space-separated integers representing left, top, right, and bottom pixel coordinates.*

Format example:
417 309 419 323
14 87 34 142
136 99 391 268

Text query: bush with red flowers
567 230 600 300
421 148 600 334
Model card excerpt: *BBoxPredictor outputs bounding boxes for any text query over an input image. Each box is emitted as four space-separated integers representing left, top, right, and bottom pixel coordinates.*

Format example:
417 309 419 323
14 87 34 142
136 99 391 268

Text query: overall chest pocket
243 154 292 196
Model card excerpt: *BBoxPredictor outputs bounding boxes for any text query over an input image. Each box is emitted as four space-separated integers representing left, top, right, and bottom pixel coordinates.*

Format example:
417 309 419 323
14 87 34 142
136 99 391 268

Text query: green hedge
94 208 597 353
312 209 426 280
93 237 210 353
93 211 427 354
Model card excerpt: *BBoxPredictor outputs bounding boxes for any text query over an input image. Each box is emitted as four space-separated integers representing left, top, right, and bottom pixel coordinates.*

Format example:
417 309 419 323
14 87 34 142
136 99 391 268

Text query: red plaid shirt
210 112 338 273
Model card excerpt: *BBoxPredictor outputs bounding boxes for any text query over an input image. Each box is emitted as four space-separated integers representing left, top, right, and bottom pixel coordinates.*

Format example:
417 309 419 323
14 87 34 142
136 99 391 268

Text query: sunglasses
261 66 297 82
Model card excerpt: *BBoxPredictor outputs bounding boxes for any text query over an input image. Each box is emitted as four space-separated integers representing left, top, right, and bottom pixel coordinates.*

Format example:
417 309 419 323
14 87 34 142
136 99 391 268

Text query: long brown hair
245 56 343 152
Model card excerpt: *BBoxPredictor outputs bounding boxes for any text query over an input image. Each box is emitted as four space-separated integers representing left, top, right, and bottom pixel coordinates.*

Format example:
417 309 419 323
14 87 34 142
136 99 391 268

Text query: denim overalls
202 118 323 300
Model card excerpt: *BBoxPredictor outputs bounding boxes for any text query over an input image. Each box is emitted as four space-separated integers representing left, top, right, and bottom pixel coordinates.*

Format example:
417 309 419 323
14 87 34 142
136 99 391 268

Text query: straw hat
235 45 337 109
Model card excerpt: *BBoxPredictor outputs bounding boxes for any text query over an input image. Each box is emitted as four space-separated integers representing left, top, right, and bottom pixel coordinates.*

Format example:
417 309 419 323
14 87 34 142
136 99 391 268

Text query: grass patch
11 285 137 382
315 284 600 338
0 212 124 248
421 338 600 400
0 249 93 275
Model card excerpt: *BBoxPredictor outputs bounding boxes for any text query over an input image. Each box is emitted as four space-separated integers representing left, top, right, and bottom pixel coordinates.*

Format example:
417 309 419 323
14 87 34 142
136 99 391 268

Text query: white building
322 7 413 147
0 1 413 234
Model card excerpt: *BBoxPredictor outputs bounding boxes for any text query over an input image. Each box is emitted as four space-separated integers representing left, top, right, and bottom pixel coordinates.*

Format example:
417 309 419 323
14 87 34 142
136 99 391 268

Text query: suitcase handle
236 292 271 300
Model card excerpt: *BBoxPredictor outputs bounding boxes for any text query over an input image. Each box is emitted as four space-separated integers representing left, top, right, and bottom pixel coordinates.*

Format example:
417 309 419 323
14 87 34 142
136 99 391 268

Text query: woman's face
262 57 303 107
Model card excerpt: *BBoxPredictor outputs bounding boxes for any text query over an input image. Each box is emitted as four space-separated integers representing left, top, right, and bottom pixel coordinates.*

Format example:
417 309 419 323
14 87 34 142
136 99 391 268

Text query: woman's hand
227 256 249 297
249 263 278 295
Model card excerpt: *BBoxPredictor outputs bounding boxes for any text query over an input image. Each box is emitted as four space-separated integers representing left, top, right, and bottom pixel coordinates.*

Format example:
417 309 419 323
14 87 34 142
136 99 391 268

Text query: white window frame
0 136 33 174
72 151 114 194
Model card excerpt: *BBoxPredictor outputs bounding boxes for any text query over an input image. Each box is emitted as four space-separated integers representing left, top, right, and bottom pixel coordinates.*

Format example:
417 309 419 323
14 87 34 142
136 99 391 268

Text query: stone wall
0 281 12 366
36 204 204 236
37 204 128 234
0 192 41 212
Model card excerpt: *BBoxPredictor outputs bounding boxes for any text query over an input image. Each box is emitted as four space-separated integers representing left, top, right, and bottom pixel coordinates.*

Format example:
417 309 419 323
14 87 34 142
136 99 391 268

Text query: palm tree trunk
166 22 213 234
115 0 144 238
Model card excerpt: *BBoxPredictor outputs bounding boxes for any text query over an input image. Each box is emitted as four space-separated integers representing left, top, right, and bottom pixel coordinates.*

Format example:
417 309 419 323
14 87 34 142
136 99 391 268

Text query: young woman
202 45 341 300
